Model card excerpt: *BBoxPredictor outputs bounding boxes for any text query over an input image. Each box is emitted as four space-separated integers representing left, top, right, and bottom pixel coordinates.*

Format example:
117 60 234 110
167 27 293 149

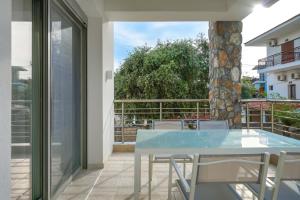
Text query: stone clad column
209 21 242 128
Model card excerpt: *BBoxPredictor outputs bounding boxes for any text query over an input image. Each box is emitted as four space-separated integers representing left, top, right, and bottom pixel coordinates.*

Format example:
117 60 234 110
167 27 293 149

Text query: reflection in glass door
11 0 32 199
50 1 83 197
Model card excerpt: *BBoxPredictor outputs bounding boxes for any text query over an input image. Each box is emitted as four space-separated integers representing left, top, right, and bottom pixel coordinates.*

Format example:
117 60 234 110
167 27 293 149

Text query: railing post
271 103 274 132
121 102 125 143
196 102 199 120
260 103 263 130
246 103 250 129
159 102 163 121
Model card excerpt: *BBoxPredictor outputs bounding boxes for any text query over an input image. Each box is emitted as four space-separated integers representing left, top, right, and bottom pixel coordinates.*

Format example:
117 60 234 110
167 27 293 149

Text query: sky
114 0 300 77
114 21 208 70
11 22 32 79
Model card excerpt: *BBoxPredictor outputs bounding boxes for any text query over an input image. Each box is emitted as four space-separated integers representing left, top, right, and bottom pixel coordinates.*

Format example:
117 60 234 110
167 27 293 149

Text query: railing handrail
114 98 300 103
241 98 300 103
11 100 32 103
258 46 300 62
16 98 300 104
114 98 300 143
257 46 300 68
114 99 209 103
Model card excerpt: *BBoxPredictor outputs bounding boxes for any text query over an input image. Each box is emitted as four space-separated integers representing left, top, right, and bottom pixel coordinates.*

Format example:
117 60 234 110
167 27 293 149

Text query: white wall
87 16 114 168
267 45 280 57
0 0 11 199
102 20 114 162
87 17 104 168
79 0 115 169
277 31 300 47
267 71 300 99
266 32 300 57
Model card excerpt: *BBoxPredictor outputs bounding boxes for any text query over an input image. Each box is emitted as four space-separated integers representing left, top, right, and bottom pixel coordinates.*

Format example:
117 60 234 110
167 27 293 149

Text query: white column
102 20 114 162
87 18 114 168
0 0 11 198
87 17 104 168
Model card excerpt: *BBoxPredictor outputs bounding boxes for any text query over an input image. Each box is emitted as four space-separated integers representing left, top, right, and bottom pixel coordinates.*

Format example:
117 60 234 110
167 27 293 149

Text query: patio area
56 153 277 200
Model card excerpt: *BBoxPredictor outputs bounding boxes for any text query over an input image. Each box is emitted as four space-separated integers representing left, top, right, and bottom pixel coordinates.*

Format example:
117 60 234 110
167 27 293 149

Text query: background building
246 14 300 99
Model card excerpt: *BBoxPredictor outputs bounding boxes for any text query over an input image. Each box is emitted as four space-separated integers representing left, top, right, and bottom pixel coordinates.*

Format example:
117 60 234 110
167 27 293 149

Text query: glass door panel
11 0 32 199
50 2 82 196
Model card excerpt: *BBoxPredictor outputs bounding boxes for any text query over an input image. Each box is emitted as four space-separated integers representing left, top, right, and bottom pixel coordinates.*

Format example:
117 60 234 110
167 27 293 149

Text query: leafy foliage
274 104 300 128
114 34 209 100
269 92 287 100
241 77 257 99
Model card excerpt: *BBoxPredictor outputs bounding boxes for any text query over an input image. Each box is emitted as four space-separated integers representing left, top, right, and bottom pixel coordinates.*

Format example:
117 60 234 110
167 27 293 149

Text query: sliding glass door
50 1 85 197
11 0 86 198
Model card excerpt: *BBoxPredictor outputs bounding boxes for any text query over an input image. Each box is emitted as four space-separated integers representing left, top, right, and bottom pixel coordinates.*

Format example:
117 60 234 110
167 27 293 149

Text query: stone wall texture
209 21 243 128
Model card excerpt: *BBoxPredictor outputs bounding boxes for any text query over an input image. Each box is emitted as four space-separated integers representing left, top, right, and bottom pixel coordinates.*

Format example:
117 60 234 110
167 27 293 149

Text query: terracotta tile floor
56 153 271 200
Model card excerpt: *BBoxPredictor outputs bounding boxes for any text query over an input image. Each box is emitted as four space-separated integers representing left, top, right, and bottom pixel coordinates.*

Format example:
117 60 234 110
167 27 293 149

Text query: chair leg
149 155 153 200
272 152 286 200
168 159 173 200
183 159 186 178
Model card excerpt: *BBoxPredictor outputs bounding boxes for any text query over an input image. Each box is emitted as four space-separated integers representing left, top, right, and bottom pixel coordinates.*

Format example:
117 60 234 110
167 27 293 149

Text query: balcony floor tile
56 153 273 200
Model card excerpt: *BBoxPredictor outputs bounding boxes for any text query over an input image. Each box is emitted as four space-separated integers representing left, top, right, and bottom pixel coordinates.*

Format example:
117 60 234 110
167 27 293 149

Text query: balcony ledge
258 59 300 73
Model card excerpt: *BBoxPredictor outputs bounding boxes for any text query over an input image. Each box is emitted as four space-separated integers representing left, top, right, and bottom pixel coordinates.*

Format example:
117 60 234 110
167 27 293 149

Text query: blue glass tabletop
135 129 300 154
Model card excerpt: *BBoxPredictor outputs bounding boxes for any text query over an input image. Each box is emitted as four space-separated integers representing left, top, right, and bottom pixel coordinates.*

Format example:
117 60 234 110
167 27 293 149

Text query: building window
269 85 273 91
291 73 295 79
288 84 296 100
259 73 265 81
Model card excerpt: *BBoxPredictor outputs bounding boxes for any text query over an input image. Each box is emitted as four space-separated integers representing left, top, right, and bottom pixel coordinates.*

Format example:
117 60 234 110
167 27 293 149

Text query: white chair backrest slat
153 120 183 130
281 153 300 181
196 154 264 183
198 120 229 130
189 153 270 200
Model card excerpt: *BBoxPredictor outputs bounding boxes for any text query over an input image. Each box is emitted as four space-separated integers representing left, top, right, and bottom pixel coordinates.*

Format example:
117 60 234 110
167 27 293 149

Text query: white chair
198 120 229 130
148 120 192 199
168 153 270 200
247 151 300 200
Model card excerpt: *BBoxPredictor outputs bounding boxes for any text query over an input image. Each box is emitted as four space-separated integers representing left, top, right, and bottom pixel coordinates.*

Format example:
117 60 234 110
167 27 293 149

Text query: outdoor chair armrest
170 157 191 192
172 154 193 160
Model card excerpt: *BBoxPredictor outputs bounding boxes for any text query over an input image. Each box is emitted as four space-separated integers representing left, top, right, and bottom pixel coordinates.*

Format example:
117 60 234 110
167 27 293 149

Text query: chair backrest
198 120 229 130
189 153 270 200
152 120 183 130
195 154 267 183
271 151 300 200
277 152 300 181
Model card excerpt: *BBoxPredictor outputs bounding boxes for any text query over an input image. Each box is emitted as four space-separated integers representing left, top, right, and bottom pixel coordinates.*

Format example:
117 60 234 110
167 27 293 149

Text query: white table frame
133 129 300 199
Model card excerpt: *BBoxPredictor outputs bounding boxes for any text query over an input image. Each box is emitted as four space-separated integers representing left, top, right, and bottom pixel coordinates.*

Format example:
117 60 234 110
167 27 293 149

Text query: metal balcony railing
11 99 300 145
257 46 300 70
114 99 300 143
11 100 32 144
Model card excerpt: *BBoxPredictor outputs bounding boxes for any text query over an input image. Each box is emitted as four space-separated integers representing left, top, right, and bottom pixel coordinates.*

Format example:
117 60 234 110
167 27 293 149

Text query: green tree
241 77 256 99
114 34 209 100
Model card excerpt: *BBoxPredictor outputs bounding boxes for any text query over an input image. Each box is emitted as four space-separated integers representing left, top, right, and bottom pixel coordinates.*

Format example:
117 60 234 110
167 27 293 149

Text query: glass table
134 129 300 199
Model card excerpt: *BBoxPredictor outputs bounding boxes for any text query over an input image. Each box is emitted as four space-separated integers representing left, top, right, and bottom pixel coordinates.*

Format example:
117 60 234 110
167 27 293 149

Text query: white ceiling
77 0 278 21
